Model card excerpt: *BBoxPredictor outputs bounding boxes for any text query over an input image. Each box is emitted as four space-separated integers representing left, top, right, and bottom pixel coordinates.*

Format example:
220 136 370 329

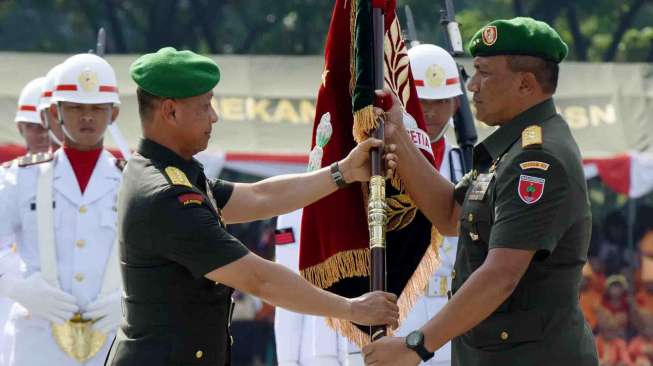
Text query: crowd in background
581 188 653 366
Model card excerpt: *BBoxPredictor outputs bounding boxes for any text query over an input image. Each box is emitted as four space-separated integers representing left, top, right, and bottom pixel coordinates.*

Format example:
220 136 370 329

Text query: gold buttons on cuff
500 331 509 341
75 240 85 248
79 205 87 214
195 350 203 359
74 273 85 282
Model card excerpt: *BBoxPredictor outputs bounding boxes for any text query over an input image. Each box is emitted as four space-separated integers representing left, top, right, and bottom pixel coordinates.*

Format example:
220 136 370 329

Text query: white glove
84 290 122 334
0 272 78 324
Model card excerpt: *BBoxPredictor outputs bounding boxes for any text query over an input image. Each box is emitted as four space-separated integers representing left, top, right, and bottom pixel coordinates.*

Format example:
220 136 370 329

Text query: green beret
130 47 220 99
468 17 568 63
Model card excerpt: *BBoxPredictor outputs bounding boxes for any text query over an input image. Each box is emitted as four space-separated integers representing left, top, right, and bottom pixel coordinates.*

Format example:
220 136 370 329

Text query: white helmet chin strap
55 103 79 145
430 119 451 143
48 130 62 147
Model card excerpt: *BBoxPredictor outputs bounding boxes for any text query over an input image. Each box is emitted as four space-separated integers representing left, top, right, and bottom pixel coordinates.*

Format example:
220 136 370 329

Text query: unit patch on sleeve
517 174 545 204
274 228 295 245
178 193 204 206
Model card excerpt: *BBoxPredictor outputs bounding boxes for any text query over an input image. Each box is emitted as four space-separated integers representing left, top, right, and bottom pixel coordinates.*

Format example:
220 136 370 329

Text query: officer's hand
362 336 421 366
374 89 405 142
0 272 79 324
340 138 398 183
347 291 399 329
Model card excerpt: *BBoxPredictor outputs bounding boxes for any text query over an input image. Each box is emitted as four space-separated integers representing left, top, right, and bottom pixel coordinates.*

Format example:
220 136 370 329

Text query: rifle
440 0 477 174
94 28 132 161
404 5 420 49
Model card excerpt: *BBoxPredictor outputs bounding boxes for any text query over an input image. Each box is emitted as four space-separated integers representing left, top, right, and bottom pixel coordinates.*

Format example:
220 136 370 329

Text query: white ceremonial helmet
38 63 64 113
15 77 46 124
408 44 462 100
51 53 120 105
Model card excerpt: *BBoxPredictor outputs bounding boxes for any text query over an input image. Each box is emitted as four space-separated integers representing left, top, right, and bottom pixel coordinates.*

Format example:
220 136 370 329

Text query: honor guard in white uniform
391 44 464 366
0 76 51 365
274 209 346 366
0 54 123 366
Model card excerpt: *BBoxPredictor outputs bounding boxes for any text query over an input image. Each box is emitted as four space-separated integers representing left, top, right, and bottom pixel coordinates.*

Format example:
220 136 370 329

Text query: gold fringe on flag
352 105 377 143
348 0 357 96
301 248 370 289
325 226 443 348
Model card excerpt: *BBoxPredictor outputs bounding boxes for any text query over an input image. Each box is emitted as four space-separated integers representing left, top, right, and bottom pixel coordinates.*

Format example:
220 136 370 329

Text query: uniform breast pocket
101 210 118 231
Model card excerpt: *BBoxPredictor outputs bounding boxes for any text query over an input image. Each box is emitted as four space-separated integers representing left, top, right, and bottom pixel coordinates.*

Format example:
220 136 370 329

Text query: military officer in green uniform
104 48 401 366
362 18 599 366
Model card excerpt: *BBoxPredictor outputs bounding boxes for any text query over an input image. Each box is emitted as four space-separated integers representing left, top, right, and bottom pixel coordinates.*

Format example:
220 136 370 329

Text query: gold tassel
301 248 370 289
324 226 443 348
353 105 377 143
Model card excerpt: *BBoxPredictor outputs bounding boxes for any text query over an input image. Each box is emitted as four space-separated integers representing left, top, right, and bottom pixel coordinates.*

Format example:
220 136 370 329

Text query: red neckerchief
431 138 446 171
63 146 102 194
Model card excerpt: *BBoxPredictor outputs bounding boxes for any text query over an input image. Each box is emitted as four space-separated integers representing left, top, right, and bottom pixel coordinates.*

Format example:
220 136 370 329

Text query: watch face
406 331 423 347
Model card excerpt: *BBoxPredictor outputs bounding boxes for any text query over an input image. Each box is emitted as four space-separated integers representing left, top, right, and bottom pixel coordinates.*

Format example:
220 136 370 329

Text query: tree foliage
0 0 651 61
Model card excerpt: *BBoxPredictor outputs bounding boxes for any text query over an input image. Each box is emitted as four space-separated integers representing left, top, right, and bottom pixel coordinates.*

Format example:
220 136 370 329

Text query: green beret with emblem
468 17 568 63
130 47 220 99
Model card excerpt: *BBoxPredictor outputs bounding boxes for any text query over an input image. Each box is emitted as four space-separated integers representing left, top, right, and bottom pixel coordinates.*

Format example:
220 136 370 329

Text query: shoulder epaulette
521 125 542 149
115 158 127 172
17 152 53 167
163 166 192 188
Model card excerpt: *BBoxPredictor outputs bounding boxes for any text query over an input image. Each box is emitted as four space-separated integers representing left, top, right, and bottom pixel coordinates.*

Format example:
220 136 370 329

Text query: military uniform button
500 331 509 341
195 350 203 359
469 232 479 241
75 240 85 248
468 213 474 222
472 170 478 179
79 205 87 214
451 269 456 280
74 273 85 282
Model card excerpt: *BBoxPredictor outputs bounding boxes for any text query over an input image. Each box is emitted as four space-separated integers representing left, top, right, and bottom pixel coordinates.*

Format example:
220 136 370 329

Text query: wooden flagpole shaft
369 4 387 342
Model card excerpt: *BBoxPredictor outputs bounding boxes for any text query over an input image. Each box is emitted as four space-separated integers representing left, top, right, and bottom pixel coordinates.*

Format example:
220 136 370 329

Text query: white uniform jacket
0 149 121 366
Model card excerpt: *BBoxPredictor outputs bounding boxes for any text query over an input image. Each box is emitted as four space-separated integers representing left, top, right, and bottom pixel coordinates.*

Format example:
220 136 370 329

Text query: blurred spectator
628 315 653 366
582 263 604 331
597 327 634 366
599 212 637 275
597 275 632 338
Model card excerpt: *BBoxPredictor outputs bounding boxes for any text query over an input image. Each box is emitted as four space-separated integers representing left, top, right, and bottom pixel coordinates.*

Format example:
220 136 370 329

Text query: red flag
299 0 443 346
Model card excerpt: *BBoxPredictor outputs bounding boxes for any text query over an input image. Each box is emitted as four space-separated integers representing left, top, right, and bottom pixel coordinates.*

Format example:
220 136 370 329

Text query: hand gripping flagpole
369 0 387 342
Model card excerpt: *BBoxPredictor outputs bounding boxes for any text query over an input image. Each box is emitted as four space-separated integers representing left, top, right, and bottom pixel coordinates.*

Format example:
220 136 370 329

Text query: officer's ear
160 99 178 126
518 72 539 97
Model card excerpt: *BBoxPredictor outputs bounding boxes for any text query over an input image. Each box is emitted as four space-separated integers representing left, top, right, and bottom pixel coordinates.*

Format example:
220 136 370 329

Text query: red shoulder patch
178 193 204 206
517 174 545 204
274 228 295 245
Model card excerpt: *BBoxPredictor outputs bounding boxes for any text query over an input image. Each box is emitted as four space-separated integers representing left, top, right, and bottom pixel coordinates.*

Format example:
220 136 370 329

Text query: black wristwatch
405 330 434 361
330 162 349 188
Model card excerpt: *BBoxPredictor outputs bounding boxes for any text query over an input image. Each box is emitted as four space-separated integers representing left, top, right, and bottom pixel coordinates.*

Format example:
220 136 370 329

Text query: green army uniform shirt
105 138 249 366
450 99 599 366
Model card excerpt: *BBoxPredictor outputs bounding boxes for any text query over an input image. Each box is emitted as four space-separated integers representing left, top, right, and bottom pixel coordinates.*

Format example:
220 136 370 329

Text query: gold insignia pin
165 166 192 188
426 64 445 88
522 125 542 148
482 26 498 46
78 69 99 92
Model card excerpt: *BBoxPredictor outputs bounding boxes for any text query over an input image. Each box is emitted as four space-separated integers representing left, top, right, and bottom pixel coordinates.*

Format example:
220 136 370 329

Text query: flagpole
369 0 387 342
